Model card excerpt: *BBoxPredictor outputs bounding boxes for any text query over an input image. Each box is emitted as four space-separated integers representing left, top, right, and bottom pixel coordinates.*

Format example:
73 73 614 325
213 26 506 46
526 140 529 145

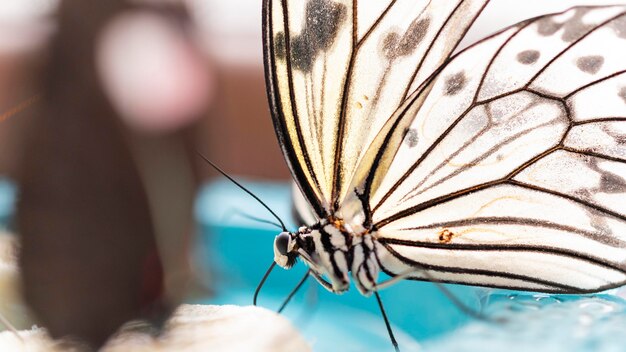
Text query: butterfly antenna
222 209 283 230
197 152 288 231
254 262 277 306
277 269 310 313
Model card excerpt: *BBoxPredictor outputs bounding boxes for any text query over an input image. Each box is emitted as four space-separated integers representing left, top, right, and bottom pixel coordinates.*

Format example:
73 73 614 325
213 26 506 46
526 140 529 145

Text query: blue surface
0 178 16 229
424 293 626 352
196 178 626 352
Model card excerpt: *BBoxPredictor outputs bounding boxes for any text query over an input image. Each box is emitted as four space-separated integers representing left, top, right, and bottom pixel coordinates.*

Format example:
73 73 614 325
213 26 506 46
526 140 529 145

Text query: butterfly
262 0 626 349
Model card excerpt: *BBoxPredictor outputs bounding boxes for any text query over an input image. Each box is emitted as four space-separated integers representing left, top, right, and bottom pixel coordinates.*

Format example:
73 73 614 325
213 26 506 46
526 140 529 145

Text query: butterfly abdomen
306 222 351 292
295 219 384 295
351 233 381 295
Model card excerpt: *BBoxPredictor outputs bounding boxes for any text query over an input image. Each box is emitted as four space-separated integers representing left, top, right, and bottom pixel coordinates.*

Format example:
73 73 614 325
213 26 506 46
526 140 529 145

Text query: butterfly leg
277 269 311 313
309 270 335 292
376 266 492 322
374 291 399 352
374 268 418 291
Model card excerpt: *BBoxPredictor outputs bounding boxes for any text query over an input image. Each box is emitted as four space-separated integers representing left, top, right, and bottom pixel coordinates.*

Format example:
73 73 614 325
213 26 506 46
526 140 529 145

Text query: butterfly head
273 231 298 269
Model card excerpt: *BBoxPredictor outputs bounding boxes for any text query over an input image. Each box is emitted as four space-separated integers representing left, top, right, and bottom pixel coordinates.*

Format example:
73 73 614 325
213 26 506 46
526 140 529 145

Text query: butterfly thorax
274 218 380 296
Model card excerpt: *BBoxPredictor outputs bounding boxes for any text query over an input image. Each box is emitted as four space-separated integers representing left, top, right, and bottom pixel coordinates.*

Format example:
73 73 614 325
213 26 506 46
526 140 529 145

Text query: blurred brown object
14 0 205 347
0 54 40 178
190 0 291 180
198 66 290 180
0 230 33 331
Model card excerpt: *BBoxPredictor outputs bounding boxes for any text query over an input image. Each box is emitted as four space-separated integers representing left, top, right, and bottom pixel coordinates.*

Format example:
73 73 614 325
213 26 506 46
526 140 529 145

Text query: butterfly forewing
264 0 352 216
264 0 489 216
477 7 626 101
361 6 626 292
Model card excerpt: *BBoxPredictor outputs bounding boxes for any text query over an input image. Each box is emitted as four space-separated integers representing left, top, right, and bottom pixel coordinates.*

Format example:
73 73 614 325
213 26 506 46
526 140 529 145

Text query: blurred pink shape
97 11 213 134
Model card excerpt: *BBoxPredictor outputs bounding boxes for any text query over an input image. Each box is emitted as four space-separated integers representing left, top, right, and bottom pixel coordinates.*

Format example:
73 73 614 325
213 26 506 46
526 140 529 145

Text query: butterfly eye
275 232 291 256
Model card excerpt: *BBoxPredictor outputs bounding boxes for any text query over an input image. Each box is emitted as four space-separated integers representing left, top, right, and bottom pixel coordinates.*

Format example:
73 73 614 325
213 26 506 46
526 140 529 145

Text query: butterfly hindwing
354 6 626 292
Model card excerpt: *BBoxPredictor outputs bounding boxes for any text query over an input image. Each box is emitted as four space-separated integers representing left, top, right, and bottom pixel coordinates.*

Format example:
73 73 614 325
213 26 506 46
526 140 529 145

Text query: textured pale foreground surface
0 231 33 330
0 305 310 352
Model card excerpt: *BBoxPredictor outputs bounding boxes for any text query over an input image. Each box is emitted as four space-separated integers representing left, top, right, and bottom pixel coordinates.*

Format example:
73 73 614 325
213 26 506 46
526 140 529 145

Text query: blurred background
0 0 625 350
4 0 626 183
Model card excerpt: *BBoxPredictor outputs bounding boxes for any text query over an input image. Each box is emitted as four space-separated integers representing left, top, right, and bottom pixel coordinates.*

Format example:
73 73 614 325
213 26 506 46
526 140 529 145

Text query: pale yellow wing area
264 0 353 217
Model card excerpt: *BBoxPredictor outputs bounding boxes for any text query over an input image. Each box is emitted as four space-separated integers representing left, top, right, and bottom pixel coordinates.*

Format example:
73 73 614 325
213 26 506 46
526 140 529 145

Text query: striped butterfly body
263 0 626 338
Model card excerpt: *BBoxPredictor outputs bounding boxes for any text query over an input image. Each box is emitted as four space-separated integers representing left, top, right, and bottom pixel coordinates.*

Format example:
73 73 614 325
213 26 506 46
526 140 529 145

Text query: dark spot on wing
517 50 540 65
599 172 626 193
615 134 626 145
381 32 400 60
444 71 466 96
396 18 430 56
600 118 626 144
274 32 286 60
574 188 593 199
290 0 348 72
291 36 316 71
403 128 419 148
590 215 612 236
576 55 604 74
309 0 348 50
611 15 626 39
380 18 430 60
536 8 593 42
562 8 594 42
619 87 626 103
536 17 563 36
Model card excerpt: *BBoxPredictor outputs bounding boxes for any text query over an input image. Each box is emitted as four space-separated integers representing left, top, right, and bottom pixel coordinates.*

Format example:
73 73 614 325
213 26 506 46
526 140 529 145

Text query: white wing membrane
373 91 569 221
565 120 626 159
514 151 626 216
359 6 626 292
532 31 626 97
377 243 626 292
291 181 319 226
569 73 626 121
264 0 489 217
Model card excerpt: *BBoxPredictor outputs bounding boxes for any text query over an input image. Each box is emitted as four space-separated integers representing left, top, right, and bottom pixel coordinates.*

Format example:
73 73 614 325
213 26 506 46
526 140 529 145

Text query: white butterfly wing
264 0 489 218
345 6 626 292
291 181 319 226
